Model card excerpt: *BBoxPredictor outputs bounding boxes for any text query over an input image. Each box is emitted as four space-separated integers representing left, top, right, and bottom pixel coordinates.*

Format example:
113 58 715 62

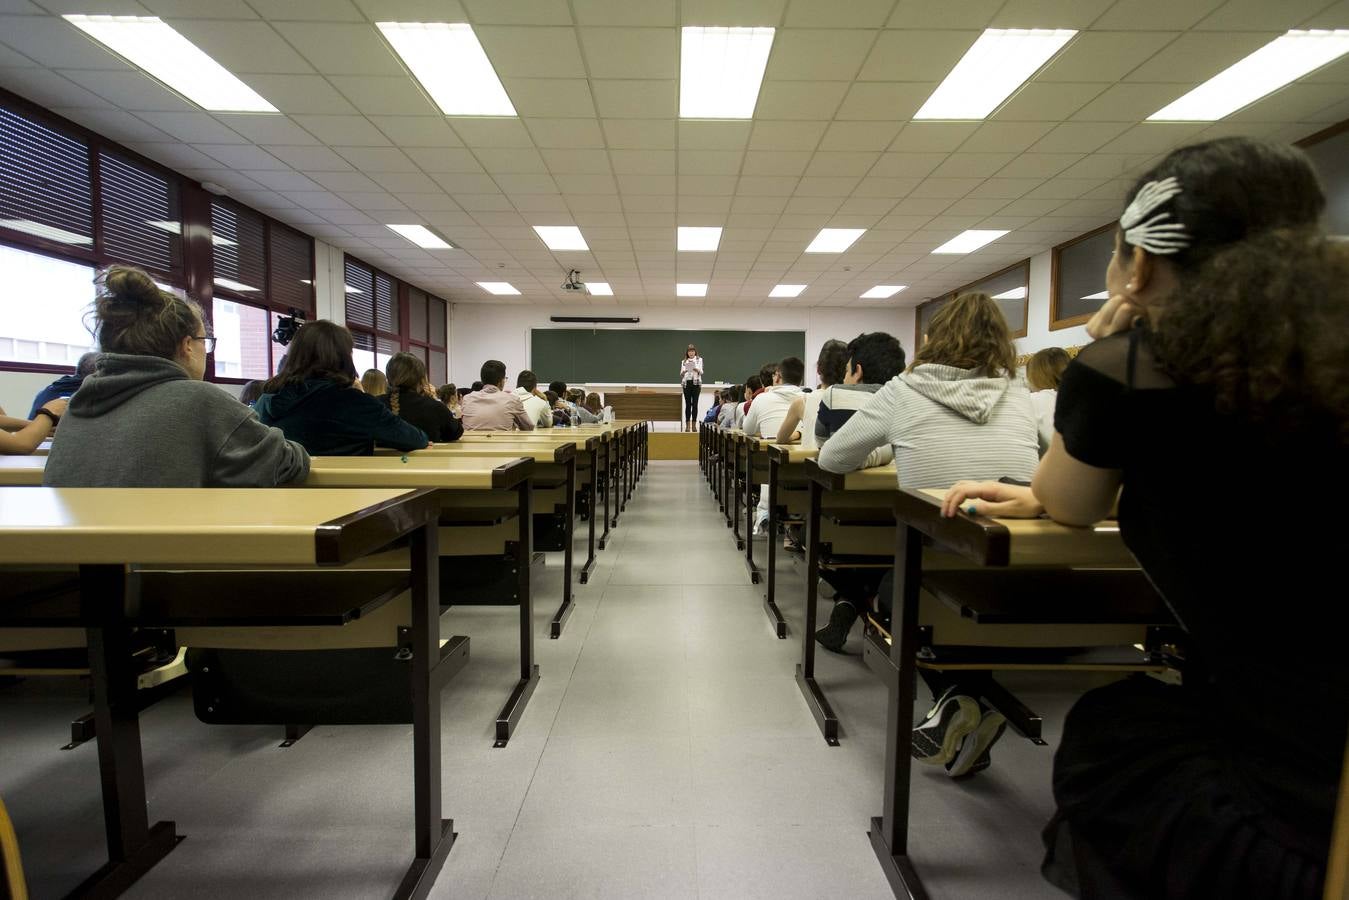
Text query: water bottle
569 407 579 428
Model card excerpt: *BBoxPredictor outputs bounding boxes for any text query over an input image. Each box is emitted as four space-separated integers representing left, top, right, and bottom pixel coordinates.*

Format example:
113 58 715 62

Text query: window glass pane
960 263 1028 335
917 297 950 346
430 349 447 385
0 104 94 250
409 344 428 365
374 273 398 334
429 297 446 349
344 257 375 328
268 224 314 314
99 150 180 274
211 298 269 380
376 334 399 370
1053 229 1115 324
269 311 294 376
408 287 428 342
0 244 97 366
211 201 265 297
351 328 376 376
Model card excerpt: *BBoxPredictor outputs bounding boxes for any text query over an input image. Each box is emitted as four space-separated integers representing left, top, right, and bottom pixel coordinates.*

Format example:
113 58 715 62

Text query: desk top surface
307 454 531 489
0 456 45 485
377 442 575 463
763 443 818 464
0 486 422 565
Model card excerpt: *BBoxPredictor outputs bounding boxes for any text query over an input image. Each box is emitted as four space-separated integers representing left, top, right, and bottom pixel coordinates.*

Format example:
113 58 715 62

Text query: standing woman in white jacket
679 344 703 432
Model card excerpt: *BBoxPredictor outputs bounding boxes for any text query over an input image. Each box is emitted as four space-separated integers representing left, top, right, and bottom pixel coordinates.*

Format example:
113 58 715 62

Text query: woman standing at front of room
680 343 703 432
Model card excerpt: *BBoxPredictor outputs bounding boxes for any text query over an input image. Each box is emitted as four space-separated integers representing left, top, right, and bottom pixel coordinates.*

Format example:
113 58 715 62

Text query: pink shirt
460 385 535 431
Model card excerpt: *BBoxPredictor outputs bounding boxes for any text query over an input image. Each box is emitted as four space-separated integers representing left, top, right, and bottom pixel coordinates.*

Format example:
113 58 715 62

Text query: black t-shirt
381 390 463 443
1055 329 1348 833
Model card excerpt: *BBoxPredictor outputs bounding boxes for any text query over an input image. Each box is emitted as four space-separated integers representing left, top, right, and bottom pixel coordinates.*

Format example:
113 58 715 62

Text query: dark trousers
682 381 700 421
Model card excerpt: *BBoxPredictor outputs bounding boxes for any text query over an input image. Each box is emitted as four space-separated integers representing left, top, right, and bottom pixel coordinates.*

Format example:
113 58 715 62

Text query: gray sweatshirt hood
900 364 1013 425
67 353 190 417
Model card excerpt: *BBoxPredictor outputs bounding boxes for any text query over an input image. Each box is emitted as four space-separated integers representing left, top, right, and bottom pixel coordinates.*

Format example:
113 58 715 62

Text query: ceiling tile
795 175 862 196
0 15 130 69
572 0 674 25
1055 153 1154 178
1092 0 1223 29
835 82 934 120
748 120 829 151
1228 82 1349 123
475 26 586 78
589 79 676 118
479 147 548 173
887 0 1001 27
496 78 596 118
327 76 440 116
370 172 442 193
578 27 676 78
209 114 319 145
403 148 482 172
870 152 949 177
678 150 744 174
451 118 535 148
988 0 1115 28
526 118 605 148
291 115 391 146
541 148 611 174
855 175 921 196
335 146 419 172
858 30 981 81
56 68 196 112
736 175 800 196
1123 31 1277 84
434 173 501 193
463 0 570 23
804 151 878 176
271 22 405 75
234 74 359 115
307 171 383 192
195 143 288 170
241 169 323 191
168 20 314 74
679 121 753 150
765 29 876 81
335 191 407 212
1070 83 1192 121
958 121 1056 153
819 120 901 151
784 0 894 26
992 82 1108 121
909 177 981 198
930 152 1017 177
608 148 674 174
889 123 977 152
135 111 247 143
141 0 259 16
122 140 224 171
1037 32 1179 83
996 153 1083 178
0 66 106 109
615 174 676 194
246 0 362 20
754 81 848 119
1028 121 1133 153
369 116 464 147
601 118 677 149
493 173 560 193
264 144 355 171
1194 0 1334 30
1103 122 1207 154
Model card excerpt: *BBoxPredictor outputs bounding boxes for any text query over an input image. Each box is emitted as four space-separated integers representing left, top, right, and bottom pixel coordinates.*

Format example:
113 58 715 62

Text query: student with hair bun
43 265 308 486
382 352 462 443
255 321 428 456
1025 346 1070 454
943 137 1348 899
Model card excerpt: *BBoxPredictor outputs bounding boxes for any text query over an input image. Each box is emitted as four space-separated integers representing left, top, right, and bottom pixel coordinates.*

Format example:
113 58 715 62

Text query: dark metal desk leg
794 482 839 745
395 522 455 900
70 565 180 898
731 444 744 549
762 456 787 638
599 440 613 549
580 445 599 583
744 444 760 584
611 437 623 527
869 524 930 900
550 456 577 638
496 482 539 747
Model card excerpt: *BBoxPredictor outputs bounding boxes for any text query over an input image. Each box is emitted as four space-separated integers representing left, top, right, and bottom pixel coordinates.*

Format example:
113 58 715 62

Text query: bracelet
34 408 60 426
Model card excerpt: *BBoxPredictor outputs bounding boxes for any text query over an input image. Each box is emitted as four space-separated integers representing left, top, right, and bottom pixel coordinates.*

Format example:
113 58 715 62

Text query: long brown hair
91 265 202 360
584 392 602 414
1026 347 1070 391
261 320 358 393
385 351 429 418
360 369 386 396
1121 137 1348 443
911 292 1015 377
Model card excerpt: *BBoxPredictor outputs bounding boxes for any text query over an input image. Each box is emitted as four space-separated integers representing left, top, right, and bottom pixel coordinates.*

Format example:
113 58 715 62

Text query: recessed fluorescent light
931 230 1009 254
991 286 1027 300
1148 30 1349 121
676 283 707 297
63 15 277 113
861 285 907 299
588 282 614 296
0 220 92 245
677 226 722 252
214 277 259 292
387 223 454 249
679 26 775 119
477 281 520 295
914 28 1076 120
532 225 589 251
769 284 807 298
1080 290 1109 300
377 22 516 116
805 228 866 253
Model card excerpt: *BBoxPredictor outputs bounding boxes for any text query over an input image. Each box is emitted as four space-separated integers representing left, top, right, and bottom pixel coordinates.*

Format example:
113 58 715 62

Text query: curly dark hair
1123 137 1348 443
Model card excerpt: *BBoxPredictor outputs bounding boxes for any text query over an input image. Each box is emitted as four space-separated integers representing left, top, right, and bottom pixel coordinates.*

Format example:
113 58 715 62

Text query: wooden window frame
1049 222 1115 331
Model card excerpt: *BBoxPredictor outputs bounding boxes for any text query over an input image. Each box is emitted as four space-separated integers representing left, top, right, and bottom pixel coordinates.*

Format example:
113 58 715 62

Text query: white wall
1014 248 1091 355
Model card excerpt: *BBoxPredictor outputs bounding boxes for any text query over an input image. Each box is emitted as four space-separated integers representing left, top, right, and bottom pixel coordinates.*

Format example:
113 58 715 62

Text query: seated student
461 360 535 431
44 265 308 485
545 390 568 426
1025 347 1069 454
717 385 742 428
548 381 568 403
471 381 484 392
436 383 461 417
777 340 849 447
239 379 264 406
1 398 66 455
818 296 1038 773
703 390 723 424
255 321 427 456
513 370 553 428
582 392 605 423
360 368 387 397
383 352 462 443
944 137 1348 900
733 375 763 429
744 356 807 533
28 351 98 418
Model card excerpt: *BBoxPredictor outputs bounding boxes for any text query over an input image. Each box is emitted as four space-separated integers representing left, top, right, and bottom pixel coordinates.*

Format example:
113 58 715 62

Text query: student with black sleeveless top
944 137 1348 900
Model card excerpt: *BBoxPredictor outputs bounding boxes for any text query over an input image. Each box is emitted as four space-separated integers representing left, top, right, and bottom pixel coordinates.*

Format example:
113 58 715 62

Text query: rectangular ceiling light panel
533 225 589 251
860 285 907 299
676 283 708 296
477 281 521 295
769 284 806 297
378 22 516 116
588 281 614 295
387 224 453 249
1149 30 1349 121
680 26 775 119
64 15 277 113
677 226 723 252
931 229 1009 254
805 228 865 253
915 28 1076 120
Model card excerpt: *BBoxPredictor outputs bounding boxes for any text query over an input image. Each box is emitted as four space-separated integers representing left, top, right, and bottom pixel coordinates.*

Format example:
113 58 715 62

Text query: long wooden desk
304 455 538 747
762 443 817 638
0 487 452 899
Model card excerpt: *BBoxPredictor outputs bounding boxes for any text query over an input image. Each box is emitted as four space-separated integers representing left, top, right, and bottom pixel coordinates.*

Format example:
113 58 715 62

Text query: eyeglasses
192 335 217 354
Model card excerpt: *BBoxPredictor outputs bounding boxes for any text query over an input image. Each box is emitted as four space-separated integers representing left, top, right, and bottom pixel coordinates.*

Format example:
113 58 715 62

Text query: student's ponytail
384 351 428 421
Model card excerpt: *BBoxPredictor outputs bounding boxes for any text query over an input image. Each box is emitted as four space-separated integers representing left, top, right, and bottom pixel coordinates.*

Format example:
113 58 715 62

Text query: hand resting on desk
940 481 1044 519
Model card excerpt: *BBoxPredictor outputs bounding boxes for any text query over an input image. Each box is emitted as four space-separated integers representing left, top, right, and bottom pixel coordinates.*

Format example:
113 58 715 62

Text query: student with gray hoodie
45 266 309 488
817 291 1039 778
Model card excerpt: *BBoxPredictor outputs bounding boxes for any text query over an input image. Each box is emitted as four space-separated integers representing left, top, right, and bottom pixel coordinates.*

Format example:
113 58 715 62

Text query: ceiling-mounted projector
561 269 586 293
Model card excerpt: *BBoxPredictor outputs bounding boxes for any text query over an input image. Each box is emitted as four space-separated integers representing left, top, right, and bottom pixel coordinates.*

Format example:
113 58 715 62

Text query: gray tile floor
0 461 1093 899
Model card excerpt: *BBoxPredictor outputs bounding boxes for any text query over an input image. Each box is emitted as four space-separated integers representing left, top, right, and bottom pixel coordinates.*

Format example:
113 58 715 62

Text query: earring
1125 282 1134 291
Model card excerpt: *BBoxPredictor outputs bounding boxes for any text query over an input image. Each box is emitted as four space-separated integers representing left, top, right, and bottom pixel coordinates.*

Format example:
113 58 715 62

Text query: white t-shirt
798 390 825 449
1030 388 1056 456
515 387 553 428
743 384 803 438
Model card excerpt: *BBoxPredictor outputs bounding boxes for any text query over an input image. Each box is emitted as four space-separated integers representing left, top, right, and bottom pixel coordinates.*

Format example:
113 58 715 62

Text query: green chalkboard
530 328 805 384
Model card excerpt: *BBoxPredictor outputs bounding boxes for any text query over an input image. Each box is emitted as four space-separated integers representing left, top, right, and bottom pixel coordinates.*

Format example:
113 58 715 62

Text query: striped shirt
817 364 1039 489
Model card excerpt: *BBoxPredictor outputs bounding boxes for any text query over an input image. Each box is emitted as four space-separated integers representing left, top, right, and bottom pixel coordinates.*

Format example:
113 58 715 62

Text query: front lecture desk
0 487 453 900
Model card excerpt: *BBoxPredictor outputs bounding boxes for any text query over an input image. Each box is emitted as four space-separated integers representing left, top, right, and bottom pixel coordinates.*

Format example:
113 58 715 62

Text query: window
0 243 97 367
915 296 950 350
404 285 449 384
0 104 93 253
211 298 269 380
99 149 181 276
1051 225 1115 329
345 254 403 375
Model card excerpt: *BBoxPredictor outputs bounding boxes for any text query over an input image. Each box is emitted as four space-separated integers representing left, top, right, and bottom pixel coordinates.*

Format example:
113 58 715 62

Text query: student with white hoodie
817 291 1039 777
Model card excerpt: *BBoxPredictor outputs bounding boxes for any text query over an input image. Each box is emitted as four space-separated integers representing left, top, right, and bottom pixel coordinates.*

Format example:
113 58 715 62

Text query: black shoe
946 703 1007 778
814 601 858 653
910 687 981 766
